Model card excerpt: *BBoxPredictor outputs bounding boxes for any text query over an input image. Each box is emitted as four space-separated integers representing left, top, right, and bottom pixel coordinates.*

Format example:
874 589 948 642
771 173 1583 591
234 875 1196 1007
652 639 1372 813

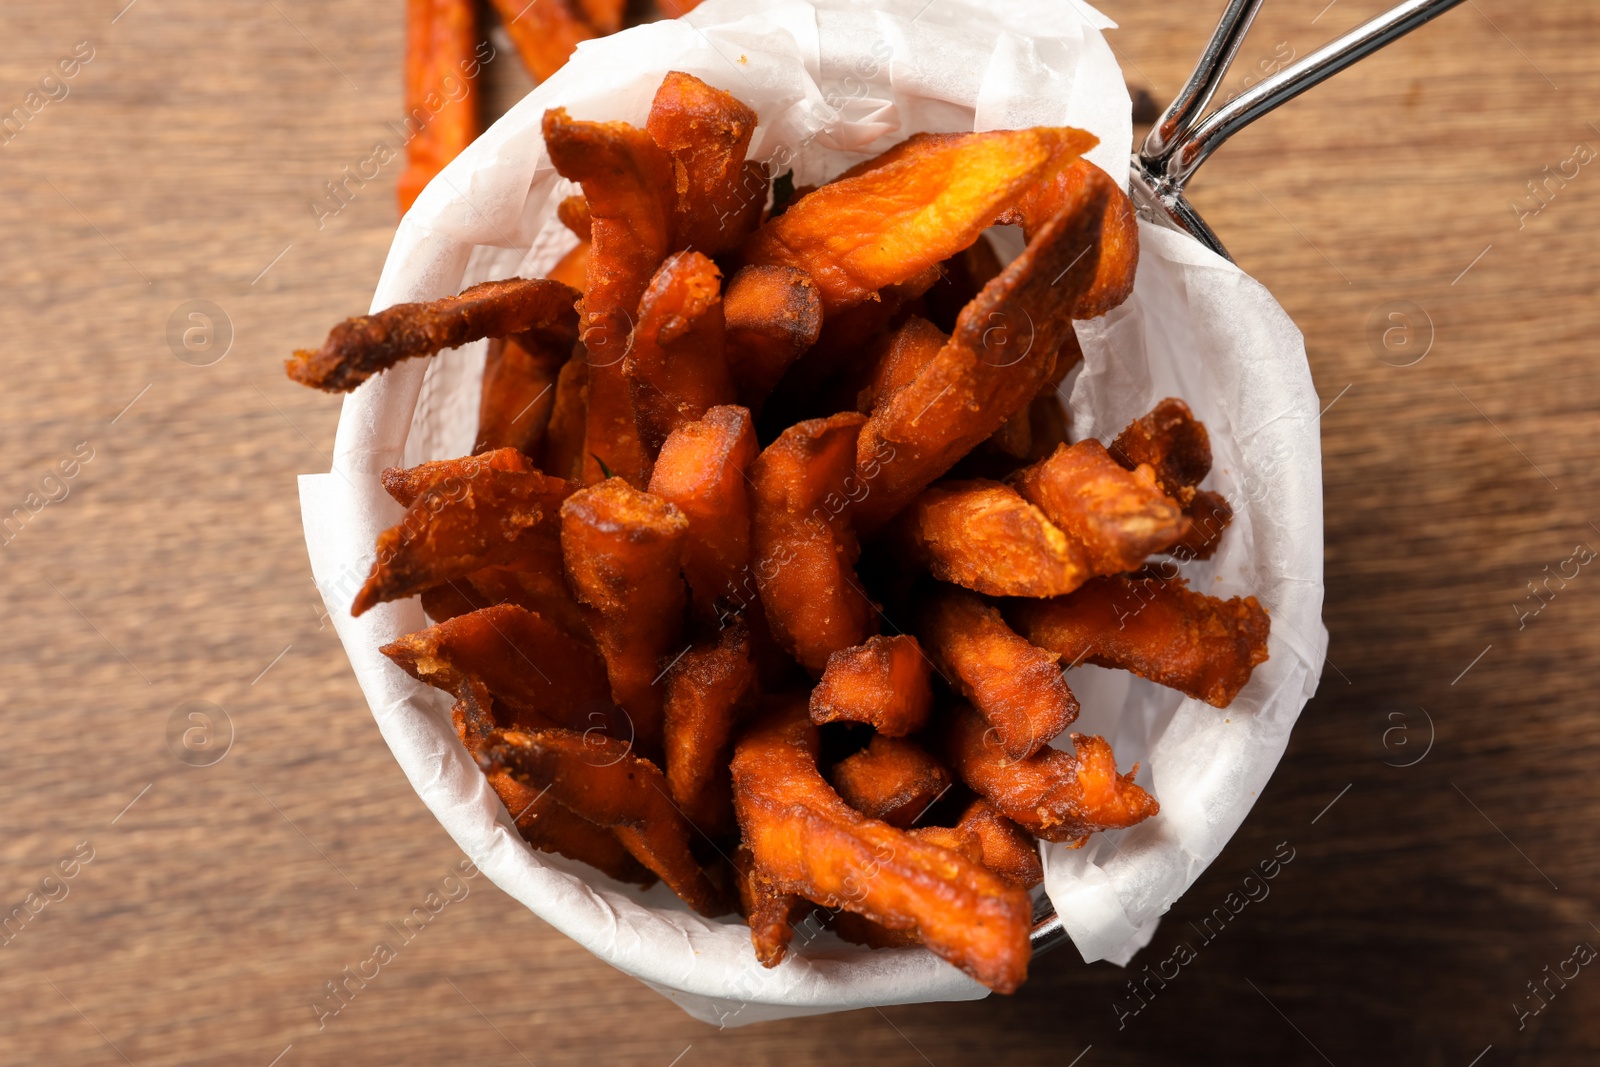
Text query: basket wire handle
1129 0 1468 258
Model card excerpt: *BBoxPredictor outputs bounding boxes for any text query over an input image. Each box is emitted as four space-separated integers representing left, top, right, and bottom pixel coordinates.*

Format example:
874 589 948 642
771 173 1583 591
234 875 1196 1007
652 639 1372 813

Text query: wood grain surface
3 1 1597 1064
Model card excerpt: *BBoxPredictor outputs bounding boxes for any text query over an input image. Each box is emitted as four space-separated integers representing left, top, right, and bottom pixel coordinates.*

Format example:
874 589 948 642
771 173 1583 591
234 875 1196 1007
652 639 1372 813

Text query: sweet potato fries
288 72 1272 994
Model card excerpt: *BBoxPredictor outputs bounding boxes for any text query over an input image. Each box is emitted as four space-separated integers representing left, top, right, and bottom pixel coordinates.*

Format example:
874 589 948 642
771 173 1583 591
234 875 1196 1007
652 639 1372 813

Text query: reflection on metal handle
1130 0 1469 259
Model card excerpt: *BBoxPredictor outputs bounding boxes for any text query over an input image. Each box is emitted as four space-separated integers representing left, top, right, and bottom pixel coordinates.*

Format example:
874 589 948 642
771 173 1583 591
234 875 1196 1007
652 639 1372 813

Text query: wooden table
4 1 1596 1063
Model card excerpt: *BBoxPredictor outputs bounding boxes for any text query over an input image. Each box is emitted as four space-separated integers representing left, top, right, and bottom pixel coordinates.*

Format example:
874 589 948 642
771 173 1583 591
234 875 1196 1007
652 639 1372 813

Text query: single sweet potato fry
380 447 533 507
475 318 577 455
287 277 580 393
488 0 592 82
557 194 592 238
1007 574 1270 708
646 71 763 255
1169 490 1233 561
955 799 1043 890
1009 440 1189 576
732 706 1033 992
382 603 612 730
808 635 933 736
398 0 480 213
543 107 675 484
902 480 1089 598
828 735 950 827
918 587 1078 760
354 467 573 616
560 479 689 754
748 412 877 674
735 845 800 965
1109 398 1212 501
454 679 654 886
741 128 1090 316
626 251 734 453
540 355 589 481
853 315 947 413
480 727 727 916
663 619 755 834
940 706 1159 843
852 166 1112 531
647 405 758 623
721 265 823 408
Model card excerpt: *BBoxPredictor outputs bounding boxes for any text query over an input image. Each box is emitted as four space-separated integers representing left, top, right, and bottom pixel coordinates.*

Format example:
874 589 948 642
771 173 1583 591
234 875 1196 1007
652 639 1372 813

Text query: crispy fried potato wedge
543 107 675 484
382 603 611 729
454 679 655 885
399 0 480 213
852 315 947 414
287 277 580 393
626 251 734 453
475 320 578 455
919 586 1078 760
380 448 533 507
853 167 1112 531
828 734 950 828
1008 574 1270 708
663 619 755 834
1009 440 1189 576
480 727 727 916
560 479 689 754
955 799 1043 890
722 265 823 408
489 0 592 82
1170 490 1233 561
749 412 877 674
557 194 592 238
1109 398 1212 500
808 635 933 736
646 71 763 255
732 706 1033 992
903 479 1089 598
742 128 1091 316
647 405 758 623
940 706 1159 843
354 467 574 616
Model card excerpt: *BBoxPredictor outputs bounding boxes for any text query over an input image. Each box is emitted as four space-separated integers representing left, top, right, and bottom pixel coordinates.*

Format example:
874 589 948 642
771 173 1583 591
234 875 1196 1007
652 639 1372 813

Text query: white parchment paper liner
297 0 1326 1025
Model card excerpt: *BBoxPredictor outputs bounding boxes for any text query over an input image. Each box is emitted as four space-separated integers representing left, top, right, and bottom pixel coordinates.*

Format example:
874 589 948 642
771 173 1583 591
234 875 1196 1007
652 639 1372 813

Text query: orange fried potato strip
955 799 1043 890
475 316 578 455
732 706 1033 992
557 194 592 238
380 447 532 507
480 727 726 916
647 405 758 623
1109 398 1232 560
543 107 675 484
999 157 1139 319
353 466 573 616
560 479 689 755
626 251 734 453
287 277 580 393
940 705 1159 843
399 0 480 213
741 128 1091 316
1009 440 1188 576
663 619 755 834
722 265 823 408
488 0 592 82
454 679 655 886
1008 574 1270 708
382 603 611 730
748 412 877 674
645 71 763 255
853 315 947 414
735 844 800 965
903 480 1088 598
852 166 1113 532
808 635 933 736
540 356 589 481
919 587 1078 760
827 735 950 828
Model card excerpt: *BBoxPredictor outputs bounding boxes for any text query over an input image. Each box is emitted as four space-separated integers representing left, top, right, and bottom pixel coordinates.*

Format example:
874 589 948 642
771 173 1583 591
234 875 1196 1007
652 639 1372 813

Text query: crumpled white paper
297 0 1325 1026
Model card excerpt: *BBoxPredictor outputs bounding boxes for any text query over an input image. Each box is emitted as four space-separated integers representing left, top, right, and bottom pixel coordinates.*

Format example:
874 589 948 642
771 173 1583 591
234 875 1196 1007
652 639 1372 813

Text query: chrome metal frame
1030 0 1466 953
